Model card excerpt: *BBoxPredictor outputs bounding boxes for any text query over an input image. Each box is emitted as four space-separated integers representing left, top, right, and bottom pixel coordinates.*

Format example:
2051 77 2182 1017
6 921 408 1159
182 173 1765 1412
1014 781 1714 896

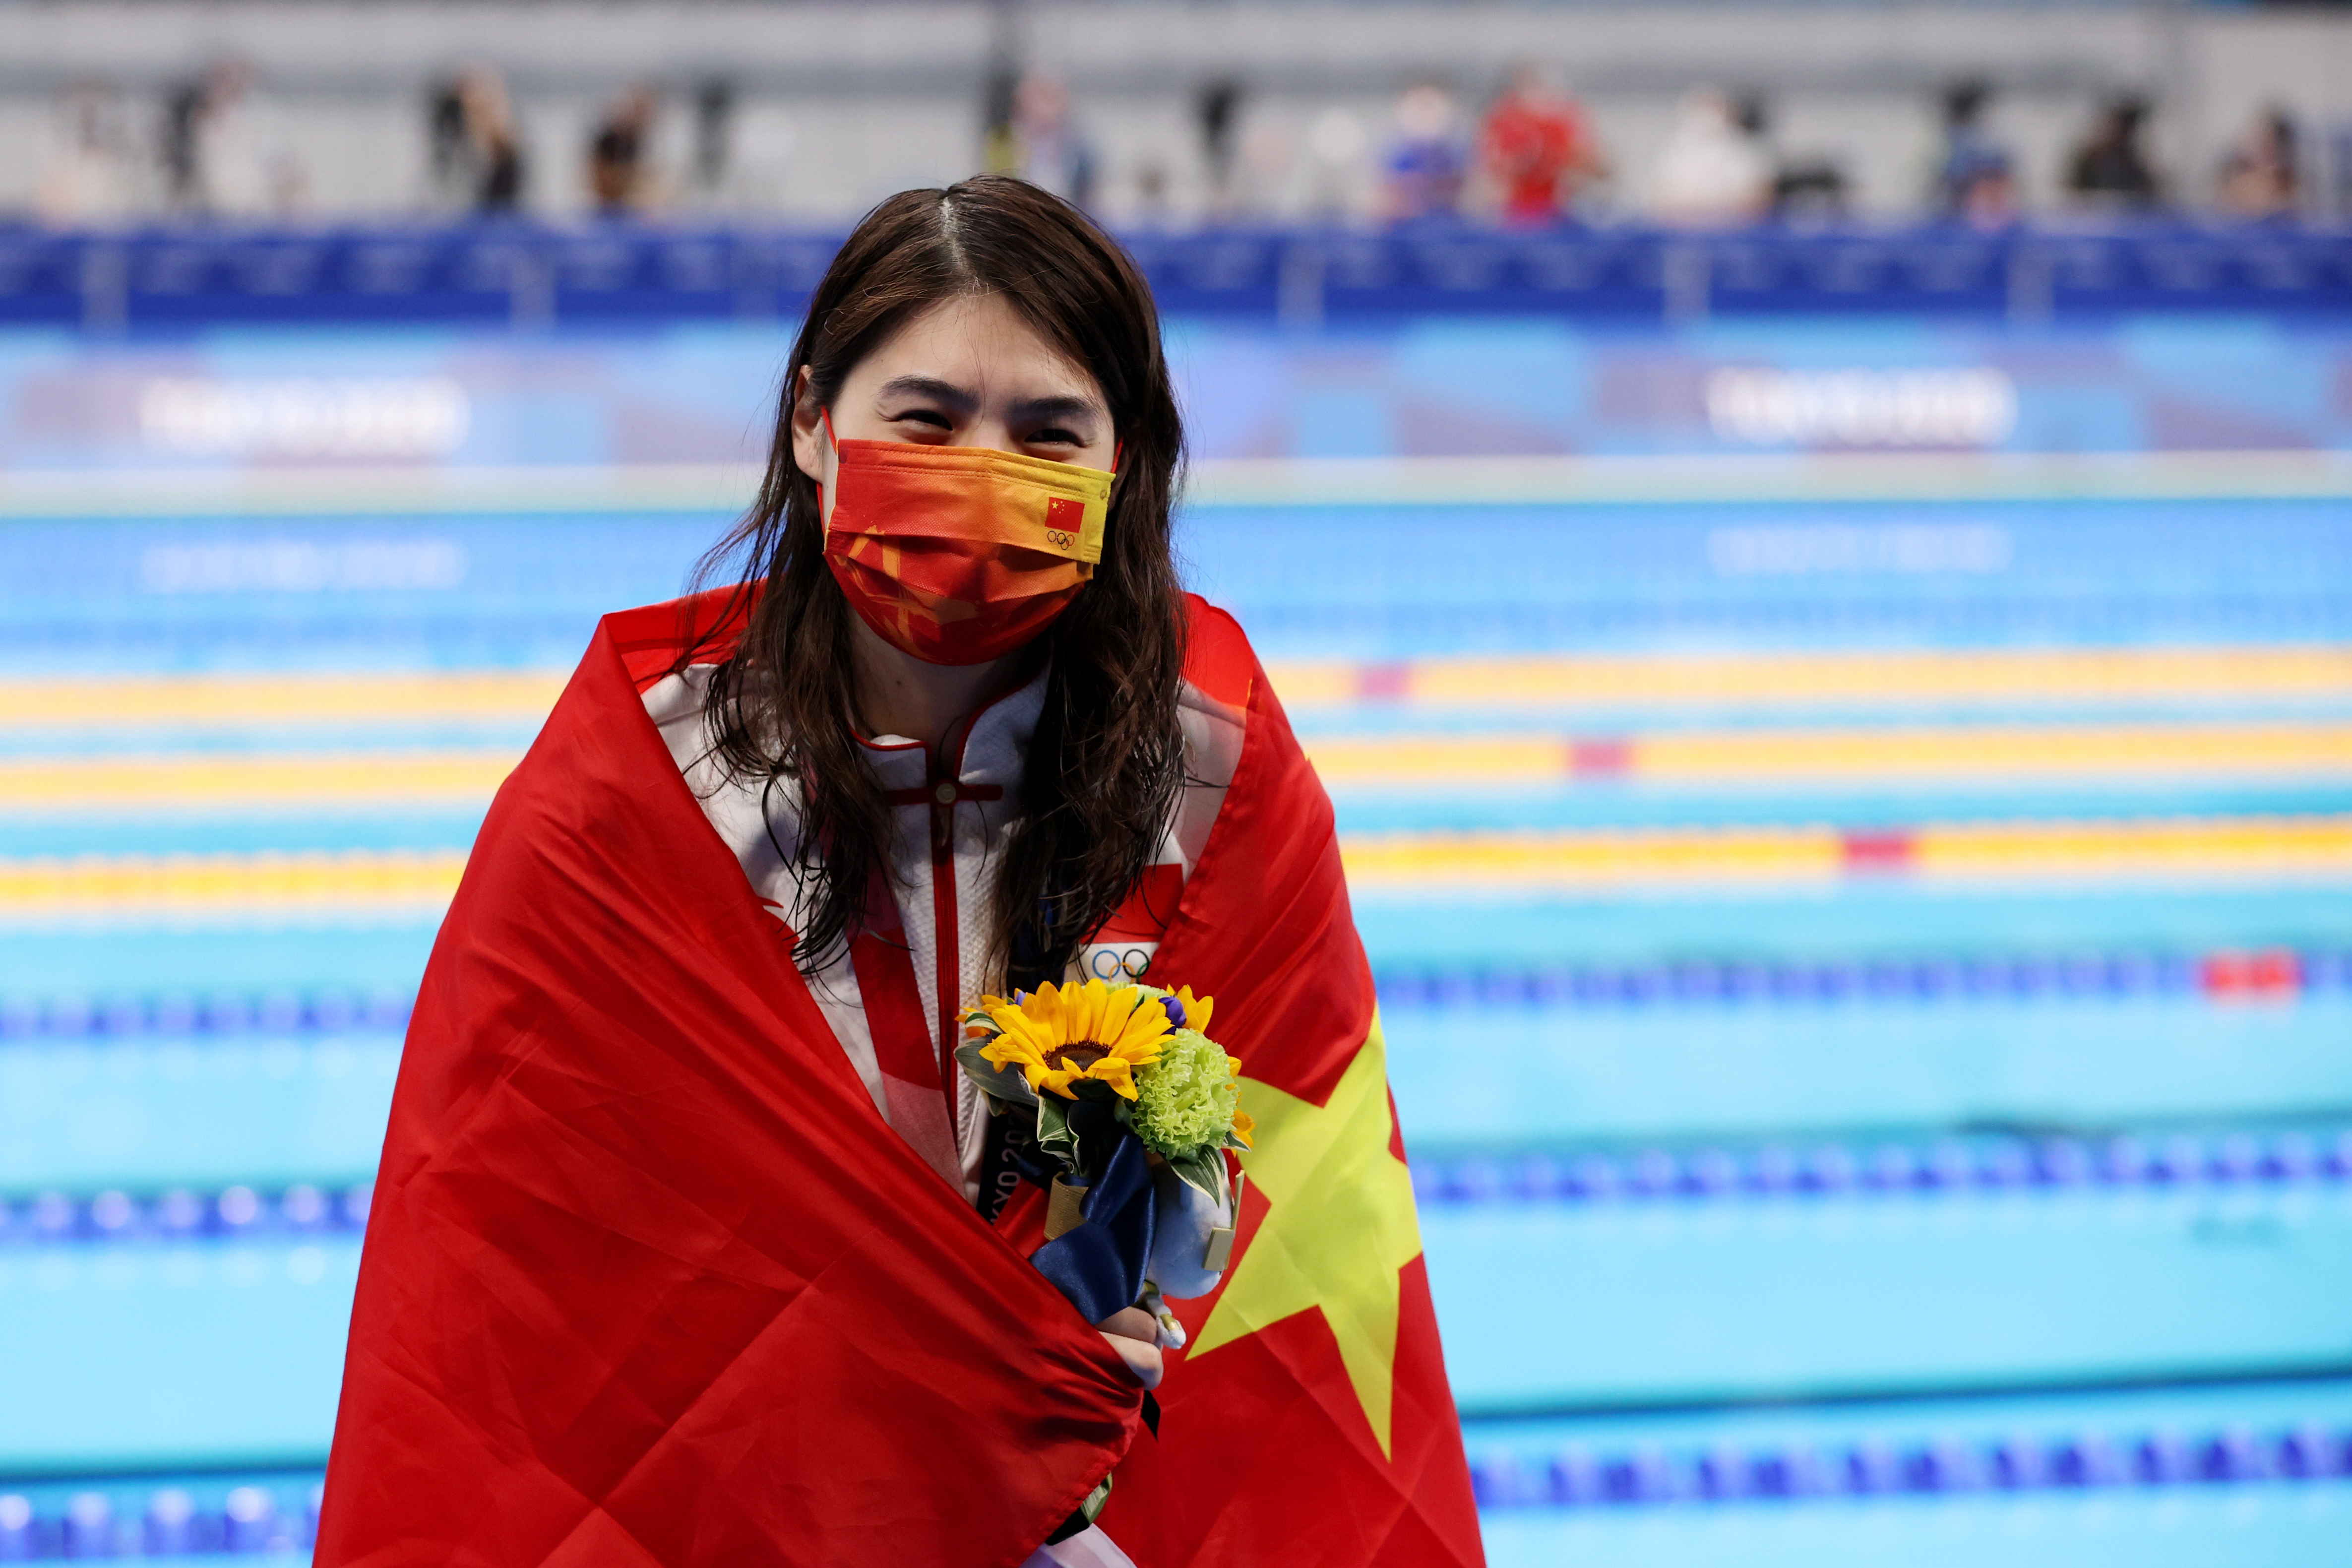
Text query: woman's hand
1094 1307 1163 1390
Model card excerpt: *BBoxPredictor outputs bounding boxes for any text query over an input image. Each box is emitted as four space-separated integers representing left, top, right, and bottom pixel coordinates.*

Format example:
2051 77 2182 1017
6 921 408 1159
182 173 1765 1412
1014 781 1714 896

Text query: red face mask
820 414 1114 667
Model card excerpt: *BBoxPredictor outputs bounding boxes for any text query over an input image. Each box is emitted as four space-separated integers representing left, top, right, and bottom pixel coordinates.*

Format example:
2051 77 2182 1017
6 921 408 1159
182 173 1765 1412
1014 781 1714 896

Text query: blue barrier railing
3 221 2347 329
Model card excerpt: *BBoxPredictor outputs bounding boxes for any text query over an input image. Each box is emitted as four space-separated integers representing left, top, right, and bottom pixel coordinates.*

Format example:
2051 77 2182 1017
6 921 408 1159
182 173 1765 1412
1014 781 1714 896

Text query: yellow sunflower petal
979 1034 1044 1071
1067 983 1100 1045
1230 1108 1255 1148
1104 998 1172 1066
1107 994 1173 1056
1110 1032 1167 1070
1035 1063 1082 1099
1042 979 1075 1038
1027 982 1068 1041
1086 1056 1140 1100
1096 985 1142 1041
982 1007 1048 1060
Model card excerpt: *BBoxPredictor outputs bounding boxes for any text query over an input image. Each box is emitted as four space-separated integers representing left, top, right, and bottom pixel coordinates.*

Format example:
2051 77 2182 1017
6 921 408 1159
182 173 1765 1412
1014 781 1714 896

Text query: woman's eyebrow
1011 393 1105 424
875 374 979 410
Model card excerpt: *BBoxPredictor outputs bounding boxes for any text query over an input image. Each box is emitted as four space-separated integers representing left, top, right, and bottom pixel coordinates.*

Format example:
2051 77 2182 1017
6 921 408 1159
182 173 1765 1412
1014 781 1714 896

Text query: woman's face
793 292 1114 521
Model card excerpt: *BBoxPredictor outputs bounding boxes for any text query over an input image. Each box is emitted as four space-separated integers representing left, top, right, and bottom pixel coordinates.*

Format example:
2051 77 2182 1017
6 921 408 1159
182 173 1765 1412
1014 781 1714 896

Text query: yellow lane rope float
6 646 2349 733
0 671 568 728
1300 722 2352 788
1266 645 2352 711
3 817 2344 921
4 719 2346 811
0 849 469 920
1337 815 2352 892
0 753 522 808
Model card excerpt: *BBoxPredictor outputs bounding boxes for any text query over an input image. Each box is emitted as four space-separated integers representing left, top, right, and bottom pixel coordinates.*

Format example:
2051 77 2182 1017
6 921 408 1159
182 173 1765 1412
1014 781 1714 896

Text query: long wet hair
694 177 1188 986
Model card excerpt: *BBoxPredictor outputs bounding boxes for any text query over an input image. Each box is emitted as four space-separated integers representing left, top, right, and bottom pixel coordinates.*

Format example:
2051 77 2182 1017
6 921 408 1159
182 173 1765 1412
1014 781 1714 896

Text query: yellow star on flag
1188 1010 1423 1457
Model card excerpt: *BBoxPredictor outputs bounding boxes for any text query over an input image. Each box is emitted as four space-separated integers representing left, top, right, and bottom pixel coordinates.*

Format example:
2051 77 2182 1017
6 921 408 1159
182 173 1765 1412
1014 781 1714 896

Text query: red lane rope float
1339 815 2352 891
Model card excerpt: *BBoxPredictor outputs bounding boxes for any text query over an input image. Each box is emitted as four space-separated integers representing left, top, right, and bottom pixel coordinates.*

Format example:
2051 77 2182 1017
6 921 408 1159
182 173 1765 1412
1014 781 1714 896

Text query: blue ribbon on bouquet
1031 1132 1156 1330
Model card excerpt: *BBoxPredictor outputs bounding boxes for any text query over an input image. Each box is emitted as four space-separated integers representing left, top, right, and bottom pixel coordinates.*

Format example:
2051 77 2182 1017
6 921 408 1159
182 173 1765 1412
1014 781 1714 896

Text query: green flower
1129 1026 1242 1159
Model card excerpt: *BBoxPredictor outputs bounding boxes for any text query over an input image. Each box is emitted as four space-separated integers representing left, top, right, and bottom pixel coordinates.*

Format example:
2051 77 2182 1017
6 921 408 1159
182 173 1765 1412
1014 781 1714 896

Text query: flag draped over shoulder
316 589 1482 1568
1105 602 1482 1568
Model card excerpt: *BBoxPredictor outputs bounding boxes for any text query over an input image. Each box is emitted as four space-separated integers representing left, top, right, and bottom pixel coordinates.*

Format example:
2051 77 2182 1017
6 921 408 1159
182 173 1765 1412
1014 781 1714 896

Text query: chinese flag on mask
314 586 1482 1568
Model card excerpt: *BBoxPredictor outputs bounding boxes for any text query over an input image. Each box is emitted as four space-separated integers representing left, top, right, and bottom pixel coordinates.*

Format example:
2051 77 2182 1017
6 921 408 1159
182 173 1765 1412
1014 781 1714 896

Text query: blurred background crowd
8 0 2351 234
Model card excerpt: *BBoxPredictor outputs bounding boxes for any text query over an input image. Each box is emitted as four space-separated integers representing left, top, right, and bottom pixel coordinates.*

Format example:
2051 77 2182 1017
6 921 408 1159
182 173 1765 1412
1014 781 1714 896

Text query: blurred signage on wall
138 538 471 594
1703 369 2017 448
0 319 2345 512
139 378 471 460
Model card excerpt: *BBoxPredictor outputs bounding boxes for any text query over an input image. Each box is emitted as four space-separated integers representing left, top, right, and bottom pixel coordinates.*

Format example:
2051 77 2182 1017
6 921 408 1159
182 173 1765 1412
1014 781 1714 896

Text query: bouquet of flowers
956 979 1250 1538
956 977 1252 1214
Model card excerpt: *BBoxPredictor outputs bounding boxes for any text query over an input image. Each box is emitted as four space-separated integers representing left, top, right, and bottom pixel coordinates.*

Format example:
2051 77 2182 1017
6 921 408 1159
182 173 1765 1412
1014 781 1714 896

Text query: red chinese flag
1101 603 1482 1568
315 589 1482 1568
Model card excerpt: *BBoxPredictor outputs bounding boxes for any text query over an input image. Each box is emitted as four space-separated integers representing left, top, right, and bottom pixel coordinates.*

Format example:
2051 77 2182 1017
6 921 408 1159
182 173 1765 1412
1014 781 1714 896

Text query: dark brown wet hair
693 176 1187 986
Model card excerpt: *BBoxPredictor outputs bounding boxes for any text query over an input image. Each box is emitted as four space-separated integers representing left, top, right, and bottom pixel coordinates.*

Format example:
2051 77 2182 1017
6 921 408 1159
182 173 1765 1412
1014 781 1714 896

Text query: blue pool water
2 315 2349 1564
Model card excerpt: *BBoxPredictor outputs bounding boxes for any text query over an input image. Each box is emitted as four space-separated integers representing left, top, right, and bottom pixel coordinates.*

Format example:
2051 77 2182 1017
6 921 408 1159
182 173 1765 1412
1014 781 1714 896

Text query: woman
317 178 1477 1568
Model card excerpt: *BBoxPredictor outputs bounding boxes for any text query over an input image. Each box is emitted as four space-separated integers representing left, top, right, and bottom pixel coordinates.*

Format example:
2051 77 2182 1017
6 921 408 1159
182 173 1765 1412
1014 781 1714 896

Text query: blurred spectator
1647 89 1770 227
2217 107 2298 220
1303 108 1369 221
1199 77 1243 215
1236 119 1299 220
1933 79 2016 226
1477 64 1607 226
169 60 305 217
429 80 469 205
2329 123 2352 223
1773 159 1850 222
161 79 204 208
1132 160 1173 225
34 83 138 226
2067 95 2163 211
590 86 660 214
1381 83 1468 222
429 67 524 214
1002 73 1096 209
693 79 735 196
1735 94 1849 223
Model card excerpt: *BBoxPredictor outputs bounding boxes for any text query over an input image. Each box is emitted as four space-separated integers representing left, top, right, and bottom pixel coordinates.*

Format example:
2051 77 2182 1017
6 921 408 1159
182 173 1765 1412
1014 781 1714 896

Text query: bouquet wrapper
1031 1135 1157 1326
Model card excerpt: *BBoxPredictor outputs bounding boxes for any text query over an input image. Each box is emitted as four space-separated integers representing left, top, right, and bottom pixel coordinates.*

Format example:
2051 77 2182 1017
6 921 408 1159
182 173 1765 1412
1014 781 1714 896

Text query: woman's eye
890 408 953 431
1028 426 1083 447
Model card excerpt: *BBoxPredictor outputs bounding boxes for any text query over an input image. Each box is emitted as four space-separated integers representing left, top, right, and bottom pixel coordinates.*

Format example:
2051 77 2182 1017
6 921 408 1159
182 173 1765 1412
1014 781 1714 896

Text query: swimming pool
2 315 2348 1564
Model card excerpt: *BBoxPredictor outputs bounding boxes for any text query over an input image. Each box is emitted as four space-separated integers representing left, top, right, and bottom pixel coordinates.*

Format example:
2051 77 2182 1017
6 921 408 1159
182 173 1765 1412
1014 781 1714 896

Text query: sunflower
977 978 1175 1100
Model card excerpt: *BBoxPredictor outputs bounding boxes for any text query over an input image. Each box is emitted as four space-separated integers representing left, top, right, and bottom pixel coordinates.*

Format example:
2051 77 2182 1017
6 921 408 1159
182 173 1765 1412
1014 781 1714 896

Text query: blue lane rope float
1410 1128 2352 1209
1375 949 2352 1010
1469 1419 2352 1510
0 991 413 1040
4 1123 2344 1243
0 1479 322 1558
3 947 2347 1042
0 1184 371 1246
